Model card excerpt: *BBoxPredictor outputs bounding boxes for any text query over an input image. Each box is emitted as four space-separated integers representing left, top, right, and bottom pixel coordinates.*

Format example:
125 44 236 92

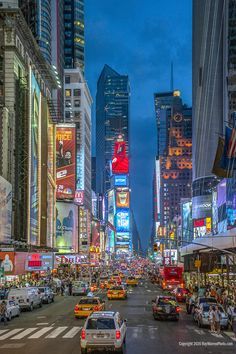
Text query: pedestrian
61 282 65 296
214 305 221 335
209 305 215 333
68 281 72 296
0 301 7 326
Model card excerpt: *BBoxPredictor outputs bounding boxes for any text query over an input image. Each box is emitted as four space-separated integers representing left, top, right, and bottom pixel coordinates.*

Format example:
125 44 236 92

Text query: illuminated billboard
0 177 12 243
114 175 128 186
56 202 78 253
181 201 192 242
29 72 40 245
116 232 130 245
112 139 129 175
116 191 130 208
74 190 84 205
25 253 54 271
56 126 76 200
115 209 130 232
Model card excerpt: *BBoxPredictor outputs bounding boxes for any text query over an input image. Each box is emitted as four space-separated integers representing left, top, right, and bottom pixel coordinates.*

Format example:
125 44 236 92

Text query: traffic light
153 243 158 252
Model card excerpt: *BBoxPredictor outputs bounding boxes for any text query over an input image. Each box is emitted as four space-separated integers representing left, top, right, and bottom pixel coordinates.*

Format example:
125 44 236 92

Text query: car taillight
107 290 111 294
94 306 99 311
177 293 181 296
81 329 86 340
74 305 79 311
116 330 121 340
176 307 181 312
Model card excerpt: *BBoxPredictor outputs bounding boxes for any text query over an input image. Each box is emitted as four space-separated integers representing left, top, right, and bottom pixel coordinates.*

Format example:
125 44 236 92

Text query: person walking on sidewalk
0 301 7 325
214 305 222 335
209 305 215 333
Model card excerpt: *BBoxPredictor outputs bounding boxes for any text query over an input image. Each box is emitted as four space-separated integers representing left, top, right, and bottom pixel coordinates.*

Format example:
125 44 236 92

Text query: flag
212 136 232 178
220 126 236 172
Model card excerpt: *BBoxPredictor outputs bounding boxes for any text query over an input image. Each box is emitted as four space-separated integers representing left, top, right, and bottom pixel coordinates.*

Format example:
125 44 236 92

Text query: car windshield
203 304 224 313
199 298 216 304
86 318 115 330
38 288 46 293
79 299 99 305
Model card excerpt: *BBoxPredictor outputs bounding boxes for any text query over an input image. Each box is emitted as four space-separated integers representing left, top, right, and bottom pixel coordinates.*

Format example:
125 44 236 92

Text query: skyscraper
64 0 85 71
96 65 130 193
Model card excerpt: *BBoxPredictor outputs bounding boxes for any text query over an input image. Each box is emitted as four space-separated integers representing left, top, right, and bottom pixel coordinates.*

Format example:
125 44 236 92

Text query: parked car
8 287 42 311
72 281 89 296
0 288 8 300
0 300 20 321
195 303 229 329
80 311 127 354
192 297 217 319
152 295 180 321
38 287 54 304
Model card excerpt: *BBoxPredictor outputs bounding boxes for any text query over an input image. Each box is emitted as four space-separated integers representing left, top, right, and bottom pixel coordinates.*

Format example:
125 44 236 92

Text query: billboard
114 175 128 186
115 209 130 232
112 140 129 175
217 179 226 207
0 177 12 243
116 191 130 208
56 202 78 253
192 195 212 219
74 190 84 205
29 71 40 245
181 201 192 242
212 189 218 235
56 126 76 200
116 232 130 245
0 252 14 275
25 253 54 271
226 178 236 230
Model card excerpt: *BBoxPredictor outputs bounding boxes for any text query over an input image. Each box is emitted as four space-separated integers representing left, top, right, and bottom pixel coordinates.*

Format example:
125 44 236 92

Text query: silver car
80 311 127 354
72 281 89 296
196 303 229 329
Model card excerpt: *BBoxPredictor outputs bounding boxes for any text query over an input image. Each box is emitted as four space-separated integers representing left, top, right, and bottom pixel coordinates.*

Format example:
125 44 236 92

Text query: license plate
83 308 90 311
97 334 104 338
19 299 24 303
166 306 170 313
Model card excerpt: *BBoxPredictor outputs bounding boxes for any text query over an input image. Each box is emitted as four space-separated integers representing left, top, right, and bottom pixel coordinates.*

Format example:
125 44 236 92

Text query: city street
0 281 235 354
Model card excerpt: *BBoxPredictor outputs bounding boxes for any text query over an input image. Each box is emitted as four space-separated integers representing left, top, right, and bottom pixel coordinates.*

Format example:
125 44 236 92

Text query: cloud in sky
85 0 192 248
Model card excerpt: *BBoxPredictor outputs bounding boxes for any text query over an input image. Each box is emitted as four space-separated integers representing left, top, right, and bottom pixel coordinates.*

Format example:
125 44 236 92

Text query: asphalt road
0 281 235 354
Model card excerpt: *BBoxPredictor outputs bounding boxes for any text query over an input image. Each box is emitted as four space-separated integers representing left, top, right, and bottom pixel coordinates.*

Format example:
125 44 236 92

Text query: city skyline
86 0 192 248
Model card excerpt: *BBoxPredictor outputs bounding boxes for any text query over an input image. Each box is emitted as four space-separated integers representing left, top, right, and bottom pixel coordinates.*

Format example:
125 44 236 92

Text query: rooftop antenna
170 61 174 91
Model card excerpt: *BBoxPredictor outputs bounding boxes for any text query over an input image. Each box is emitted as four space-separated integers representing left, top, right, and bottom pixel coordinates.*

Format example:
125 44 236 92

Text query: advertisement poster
0 177 12 243
212 190 218 235
116 209 130 232
25 253 54 271
226 179 236 230
182 201 192 242
74 190 84 205
56 202 78 253
116 232 130 245
116 191 130 208
0 252 14 275
30 72 40 245
112 140 129 175
114 175 128 186
56 126 76 200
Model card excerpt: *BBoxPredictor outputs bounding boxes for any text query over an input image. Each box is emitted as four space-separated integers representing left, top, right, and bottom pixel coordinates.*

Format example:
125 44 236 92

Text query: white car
0 300 20 321
8 287 42 311
80 311 127 354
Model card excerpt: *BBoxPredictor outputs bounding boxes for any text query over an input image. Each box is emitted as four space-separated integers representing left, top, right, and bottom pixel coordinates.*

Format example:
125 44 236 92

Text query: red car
174 288 190 302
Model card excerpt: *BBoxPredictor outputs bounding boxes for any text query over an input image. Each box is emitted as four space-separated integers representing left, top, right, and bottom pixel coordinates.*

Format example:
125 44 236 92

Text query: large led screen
226 178 236 230
115 209 130 232
56 126 76 200
182 201 192 242
116 191 130 208
112 141 129 174
56 202 78 253
114 175 128 186
0 177 12 243
30 72 40 245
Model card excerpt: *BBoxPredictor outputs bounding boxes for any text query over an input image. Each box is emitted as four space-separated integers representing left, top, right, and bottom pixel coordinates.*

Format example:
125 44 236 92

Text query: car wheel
30 303 34 311
52 297 54 303
16 310 20 317
198 319 202 328
39 301 42 308
7 313 12 321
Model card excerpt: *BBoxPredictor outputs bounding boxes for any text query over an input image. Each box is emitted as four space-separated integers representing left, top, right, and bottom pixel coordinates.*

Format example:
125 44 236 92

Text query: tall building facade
96 65 130 193
64 0 85 71
154 91 192 243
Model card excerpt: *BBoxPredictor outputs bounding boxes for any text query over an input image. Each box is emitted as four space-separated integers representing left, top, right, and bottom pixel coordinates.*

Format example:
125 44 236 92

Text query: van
8 287 42 311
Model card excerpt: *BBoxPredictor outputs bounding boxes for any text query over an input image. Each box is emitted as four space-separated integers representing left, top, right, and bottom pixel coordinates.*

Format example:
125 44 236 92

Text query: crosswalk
0 326 82 340
0 325 235 342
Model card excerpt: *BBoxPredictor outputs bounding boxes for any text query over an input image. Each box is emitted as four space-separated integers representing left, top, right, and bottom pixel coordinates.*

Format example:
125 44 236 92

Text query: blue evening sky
85 0 192 249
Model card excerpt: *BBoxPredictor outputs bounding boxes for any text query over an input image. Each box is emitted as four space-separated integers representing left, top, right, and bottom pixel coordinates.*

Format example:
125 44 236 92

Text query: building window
65 111 71 119
74 111 81 118
74 99 81 107
65 100 71 107
74 89 81 97
65 89 71 97
65 76 70 84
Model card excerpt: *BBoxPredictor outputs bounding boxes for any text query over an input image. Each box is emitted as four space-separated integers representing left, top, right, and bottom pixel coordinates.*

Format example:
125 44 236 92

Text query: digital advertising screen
226 178 236 230
114 175 128 186
56 126 76 200
212 189 218 235
112 140 129 175
217 179 227 208
182 201 192 242
115 209 130 232
30 71 41 245
116 191 130 208
116 232 130 245
56 202 78 253
0 176 12 243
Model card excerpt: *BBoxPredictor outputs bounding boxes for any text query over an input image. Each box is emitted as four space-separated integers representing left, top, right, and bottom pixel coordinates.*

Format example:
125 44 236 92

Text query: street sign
194 260 201 268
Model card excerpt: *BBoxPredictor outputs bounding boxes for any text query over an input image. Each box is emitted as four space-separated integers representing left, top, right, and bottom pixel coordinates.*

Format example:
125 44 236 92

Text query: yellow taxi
126 276 139 286
74 297 105 318
107 285 127 300
106 279 117 289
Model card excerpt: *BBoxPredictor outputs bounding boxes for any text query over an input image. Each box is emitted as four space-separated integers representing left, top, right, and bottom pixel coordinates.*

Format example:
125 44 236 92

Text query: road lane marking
46 327 68 338
223 331 236 342
62 327 81 338
0 330 9 336
36 323 49 325
194 329 204 335
0 344 25 349
0 329 24 340
209 332 223 338
28 327 53 339
11 328 37 340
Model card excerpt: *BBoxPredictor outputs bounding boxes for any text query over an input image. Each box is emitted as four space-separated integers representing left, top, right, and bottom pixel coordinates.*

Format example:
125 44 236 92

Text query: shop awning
180 228 236 256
